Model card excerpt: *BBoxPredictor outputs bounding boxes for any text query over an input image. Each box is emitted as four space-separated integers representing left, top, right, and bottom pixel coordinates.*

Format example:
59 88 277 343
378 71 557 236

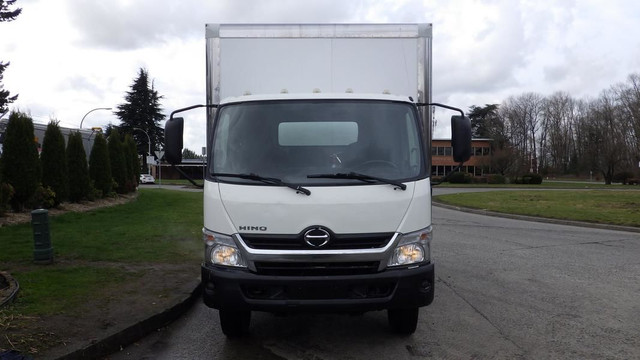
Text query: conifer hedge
41 121 69 204
0 111 41 211
89 132 112 197
67 131 91 202
123 134 139 192
108 128 127 194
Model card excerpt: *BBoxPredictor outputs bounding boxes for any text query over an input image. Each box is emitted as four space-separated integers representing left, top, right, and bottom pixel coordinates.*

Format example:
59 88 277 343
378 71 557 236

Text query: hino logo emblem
304 227 331 248
239 226 267 231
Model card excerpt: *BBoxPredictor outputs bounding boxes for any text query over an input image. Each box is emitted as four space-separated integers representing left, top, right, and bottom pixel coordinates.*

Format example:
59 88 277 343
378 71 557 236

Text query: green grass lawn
0 189 203 315
435 190 640 227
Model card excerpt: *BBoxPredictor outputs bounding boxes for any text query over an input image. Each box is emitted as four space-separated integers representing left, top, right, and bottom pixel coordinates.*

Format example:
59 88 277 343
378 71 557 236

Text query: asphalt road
105 195 640 359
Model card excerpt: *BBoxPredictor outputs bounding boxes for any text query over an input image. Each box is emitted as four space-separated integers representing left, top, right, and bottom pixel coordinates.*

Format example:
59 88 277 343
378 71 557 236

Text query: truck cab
164 23 471 337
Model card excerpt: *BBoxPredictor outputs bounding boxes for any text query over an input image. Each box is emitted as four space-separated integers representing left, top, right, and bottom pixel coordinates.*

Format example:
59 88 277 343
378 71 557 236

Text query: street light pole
79 107 112 129
133 128 152 175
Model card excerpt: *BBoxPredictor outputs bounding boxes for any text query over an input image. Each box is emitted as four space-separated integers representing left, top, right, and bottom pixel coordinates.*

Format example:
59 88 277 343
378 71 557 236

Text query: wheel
387 308 419 335
219 309 251 337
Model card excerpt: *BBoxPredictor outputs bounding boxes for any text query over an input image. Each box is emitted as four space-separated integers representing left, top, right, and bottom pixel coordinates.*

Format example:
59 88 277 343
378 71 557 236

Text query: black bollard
31 209 53 264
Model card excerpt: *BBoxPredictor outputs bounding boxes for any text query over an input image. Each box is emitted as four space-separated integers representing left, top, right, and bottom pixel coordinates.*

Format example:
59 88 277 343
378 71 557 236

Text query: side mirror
451 115 471 163
164 117 184 165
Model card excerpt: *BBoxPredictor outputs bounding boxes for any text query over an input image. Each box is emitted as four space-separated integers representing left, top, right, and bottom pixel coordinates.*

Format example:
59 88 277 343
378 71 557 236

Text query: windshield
210 100 424 185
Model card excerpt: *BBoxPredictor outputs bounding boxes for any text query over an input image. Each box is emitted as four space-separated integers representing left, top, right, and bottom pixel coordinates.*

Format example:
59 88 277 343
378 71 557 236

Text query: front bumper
201 262 434 313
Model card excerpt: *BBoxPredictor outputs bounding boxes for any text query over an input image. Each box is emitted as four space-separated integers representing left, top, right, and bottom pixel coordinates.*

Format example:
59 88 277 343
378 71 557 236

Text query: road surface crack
438 276 526 354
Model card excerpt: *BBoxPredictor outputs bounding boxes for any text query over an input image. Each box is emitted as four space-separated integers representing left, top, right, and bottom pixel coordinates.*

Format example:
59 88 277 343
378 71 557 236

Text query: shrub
613 171 634 185
41 121 69 205
448 171 472 184
1 112 41 211
29 184 56 209
124 134 140 193
89 133 112 197
487 174 506 184
0 182 14 215
67 131 91 202
516 173 543 185
473 176 488 184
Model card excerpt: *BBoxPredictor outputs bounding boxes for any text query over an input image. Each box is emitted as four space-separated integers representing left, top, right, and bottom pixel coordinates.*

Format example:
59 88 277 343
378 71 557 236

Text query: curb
0 271 20 309
53 282 203 360
433 200 640 234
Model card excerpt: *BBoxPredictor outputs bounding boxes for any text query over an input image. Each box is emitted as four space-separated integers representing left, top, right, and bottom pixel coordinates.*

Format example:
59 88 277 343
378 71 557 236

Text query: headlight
388 227 432 267
211 245 244 266
203 228 247 267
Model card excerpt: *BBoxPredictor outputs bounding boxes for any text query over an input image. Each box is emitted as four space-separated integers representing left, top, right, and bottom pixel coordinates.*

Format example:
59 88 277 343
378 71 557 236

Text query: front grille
241 232 394 250
242 281 395 300
253 261 380 276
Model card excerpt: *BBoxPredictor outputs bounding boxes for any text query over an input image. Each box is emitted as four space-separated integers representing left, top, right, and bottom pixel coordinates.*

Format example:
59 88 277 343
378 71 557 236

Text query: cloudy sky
2 0 640 151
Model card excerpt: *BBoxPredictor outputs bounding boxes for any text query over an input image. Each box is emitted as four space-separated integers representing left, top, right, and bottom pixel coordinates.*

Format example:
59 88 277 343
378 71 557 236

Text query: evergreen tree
108 128 127 194
0 61 17 115
114 68 165 172
67 131 90 202
182 148 203 159
41 121 68 204
0 1 22 115
0 1 21 21
124 134 140 192
1 111 40 211
89 132 112 197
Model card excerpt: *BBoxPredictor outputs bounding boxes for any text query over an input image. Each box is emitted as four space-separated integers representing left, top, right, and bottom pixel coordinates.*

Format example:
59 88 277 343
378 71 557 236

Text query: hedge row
0 112 139 213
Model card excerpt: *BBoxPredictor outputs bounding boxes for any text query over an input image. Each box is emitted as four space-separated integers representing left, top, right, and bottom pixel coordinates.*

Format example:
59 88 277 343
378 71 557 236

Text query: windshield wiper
211 172 311 196
307 172 407 191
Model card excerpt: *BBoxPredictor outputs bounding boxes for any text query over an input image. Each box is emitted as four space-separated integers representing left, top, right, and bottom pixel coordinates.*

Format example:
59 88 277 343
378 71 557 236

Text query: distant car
139 174 155 184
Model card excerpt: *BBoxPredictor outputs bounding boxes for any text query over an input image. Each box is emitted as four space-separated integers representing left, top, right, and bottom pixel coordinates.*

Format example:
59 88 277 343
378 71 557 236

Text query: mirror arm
416 102 465 117
171 164 204 189
169 104 218 120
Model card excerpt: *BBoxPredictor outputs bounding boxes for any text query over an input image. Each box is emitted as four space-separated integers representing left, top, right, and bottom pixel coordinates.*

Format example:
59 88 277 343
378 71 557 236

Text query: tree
0 1 21 115
89 132 112 197
114 68 165 172
67 131 91 202
41 121 68 204
615 73 640 175
540 92 579 175
0 62 17 115
0 111 40 210
0 0 21 21
108 128 127 194
500 93 545 174
182 148 203 159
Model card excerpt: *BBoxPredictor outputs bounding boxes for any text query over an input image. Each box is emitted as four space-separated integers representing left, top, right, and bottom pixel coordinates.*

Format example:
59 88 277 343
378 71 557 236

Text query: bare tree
615 73 640 174
581 90 629 184
500 92 545 174
541 92 579 174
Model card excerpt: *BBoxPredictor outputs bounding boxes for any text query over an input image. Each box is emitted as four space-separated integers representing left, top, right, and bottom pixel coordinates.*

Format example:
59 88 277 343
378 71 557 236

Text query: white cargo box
205 23 432 104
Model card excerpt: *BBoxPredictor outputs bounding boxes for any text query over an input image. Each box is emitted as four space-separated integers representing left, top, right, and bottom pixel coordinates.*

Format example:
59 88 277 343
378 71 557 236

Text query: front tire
219 309 251 337
388 308 419 335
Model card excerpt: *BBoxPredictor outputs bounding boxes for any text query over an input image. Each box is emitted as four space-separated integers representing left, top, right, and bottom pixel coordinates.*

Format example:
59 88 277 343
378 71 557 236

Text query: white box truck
164 23 471 336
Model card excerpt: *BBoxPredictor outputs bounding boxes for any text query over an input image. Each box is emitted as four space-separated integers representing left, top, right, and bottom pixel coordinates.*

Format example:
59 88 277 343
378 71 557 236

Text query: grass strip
0 188 203 316
1 189 203 263
435 190 640 227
